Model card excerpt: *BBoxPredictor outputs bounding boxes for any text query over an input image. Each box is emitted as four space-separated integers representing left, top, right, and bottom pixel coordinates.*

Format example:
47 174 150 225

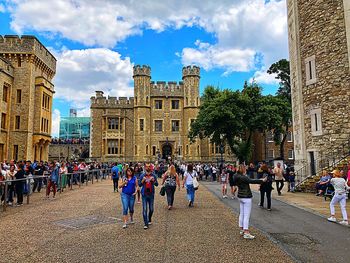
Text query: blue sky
0 0 288 136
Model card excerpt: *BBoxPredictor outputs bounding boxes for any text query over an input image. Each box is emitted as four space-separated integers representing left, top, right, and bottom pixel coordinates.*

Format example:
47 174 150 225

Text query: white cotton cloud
54 48 134 109
51 109 61 137
249 69 279 85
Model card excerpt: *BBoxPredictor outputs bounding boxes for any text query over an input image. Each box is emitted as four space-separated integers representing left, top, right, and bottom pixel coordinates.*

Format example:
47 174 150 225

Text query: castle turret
182 65 200 161
133 65 151 161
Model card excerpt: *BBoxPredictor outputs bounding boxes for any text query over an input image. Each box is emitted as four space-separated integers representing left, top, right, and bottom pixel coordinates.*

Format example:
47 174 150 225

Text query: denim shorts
121 192 135 215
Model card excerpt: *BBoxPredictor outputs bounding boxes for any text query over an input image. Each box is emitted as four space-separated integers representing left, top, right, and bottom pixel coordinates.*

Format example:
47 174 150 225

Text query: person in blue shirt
315 170 331 196
111 163 120 192
119 167 138 229
139 163 158 229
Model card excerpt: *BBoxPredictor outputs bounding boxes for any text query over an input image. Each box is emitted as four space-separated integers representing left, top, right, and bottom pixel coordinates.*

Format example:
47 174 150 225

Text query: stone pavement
0 180 293 263
250 184 350 219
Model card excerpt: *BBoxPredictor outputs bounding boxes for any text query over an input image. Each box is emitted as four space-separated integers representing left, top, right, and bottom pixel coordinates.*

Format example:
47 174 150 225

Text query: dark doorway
309 151 316 176
162 144 172 160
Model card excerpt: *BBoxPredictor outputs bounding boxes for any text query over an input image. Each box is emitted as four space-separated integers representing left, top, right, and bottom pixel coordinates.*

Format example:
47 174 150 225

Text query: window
171 100 179 109
0 144 3 163
310 108 322 136
155 120 163 132
155 100 162 109
186 145 189 155
15 116 20 130
146 145 149 155
139 119 144 131
146 96 149 105
197 145 200 155
171 120 180 132
288 149 294 160
267 149 274 159
211 144 215 154
135 145 138 155
120 139 124 154
266 131 274 142
13 145 18 161
215 145 220 154
305 55 317 85
178 146 182 156
1 113 6 129
287 131 293 142
108 118 119 130
152 146 156 156
107 140 118 155
16 89 22 103
2 85 8 102
17 59 21 67
135 97 137 105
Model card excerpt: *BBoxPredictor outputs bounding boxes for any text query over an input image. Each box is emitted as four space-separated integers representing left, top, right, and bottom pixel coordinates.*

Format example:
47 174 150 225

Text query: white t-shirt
184 171 197 185
331 178 348 195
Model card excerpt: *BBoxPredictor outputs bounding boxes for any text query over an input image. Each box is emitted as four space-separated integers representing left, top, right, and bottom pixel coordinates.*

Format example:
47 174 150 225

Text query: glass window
15 116 20 130
2 86 8 102
108 118 119 130
287 131 293 142
155 100 162 109
288 149 294 160
16 89 22 103
267 149 274 159
266 131 274 142
139 119 144 131
171 100 179 109
155 120 163 132
107 140 119 155
152 146 156 156
1 113 6 129
13 145 18 160
171 120 180 132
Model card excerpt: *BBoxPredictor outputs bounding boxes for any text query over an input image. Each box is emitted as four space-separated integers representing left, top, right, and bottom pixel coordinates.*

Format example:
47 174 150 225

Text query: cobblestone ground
0 180 294 263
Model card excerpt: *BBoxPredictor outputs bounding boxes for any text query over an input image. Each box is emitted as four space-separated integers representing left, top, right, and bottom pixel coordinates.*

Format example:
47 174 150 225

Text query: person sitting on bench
316 170 331 196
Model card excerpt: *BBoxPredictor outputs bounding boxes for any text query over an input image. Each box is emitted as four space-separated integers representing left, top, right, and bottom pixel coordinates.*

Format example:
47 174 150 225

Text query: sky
0 0 289 137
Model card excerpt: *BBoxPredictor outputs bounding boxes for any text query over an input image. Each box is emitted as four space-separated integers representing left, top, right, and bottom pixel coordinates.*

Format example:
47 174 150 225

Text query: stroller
324 184 334 201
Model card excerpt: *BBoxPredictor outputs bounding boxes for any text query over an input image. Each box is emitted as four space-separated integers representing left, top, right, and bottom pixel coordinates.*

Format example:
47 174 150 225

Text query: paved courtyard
0 180 293 263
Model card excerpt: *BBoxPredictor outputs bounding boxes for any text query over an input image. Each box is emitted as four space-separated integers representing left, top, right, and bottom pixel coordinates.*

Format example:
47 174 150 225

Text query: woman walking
220 168 228 199
5 165 16 206
182 164 197 207
134 164 142 204
259 163 273 211
327 170 349 225
233 164 266 239
59 162 68 192
139 164 158 229
162 164 180 210
119 167 138 229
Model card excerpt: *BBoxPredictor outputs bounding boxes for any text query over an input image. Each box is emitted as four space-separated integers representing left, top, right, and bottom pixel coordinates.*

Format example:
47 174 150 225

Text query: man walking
274 162 284 196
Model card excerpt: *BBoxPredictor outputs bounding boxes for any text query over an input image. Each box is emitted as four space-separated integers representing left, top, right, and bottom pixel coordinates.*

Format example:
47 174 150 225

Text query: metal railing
295 139 350 187
0 168 111 212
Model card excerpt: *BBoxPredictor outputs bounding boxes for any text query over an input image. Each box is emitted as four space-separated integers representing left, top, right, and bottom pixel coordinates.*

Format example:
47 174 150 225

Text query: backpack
145 177 153 195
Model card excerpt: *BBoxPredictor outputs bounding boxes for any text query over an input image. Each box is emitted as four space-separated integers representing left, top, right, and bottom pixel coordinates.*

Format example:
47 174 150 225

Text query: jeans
32 178 43 192
113 178 119 191
239 198 252 230
7 185 14 203
186 184 195 203
275 180 284 194
121 192 135 215
260 188 272 209
165 185 176 206
15 182 24 204
142 195 154 226
330 193 348 220
290 181 295 192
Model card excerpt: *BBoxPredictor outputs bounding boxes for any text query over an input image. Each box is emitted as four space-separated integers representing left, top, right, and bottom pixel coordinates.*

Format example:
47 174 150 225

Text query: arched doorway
162 144 172 160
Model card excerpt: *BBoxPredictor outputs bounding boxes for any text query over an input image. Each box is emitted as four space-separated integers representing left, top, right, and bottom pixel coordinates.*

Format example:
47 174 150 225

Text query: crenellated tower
133 65 152 160
182 65 201 161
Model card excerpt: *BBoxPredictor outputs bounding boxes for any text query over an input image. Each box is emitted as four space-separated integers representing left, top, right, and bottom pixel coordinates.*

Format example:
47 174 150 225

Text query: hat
331 170 340 177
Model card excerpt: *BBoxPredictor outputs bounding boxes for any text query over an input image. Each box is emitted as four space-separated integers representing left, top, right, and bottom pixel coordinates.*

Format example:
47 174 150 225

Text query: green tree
267 59 292 160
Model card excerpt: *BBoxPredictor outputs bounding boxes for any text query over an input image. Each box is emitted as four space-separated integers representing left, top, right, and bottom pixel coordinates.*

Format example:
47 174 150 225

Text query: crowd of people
1 158 348 239
51 138 89 145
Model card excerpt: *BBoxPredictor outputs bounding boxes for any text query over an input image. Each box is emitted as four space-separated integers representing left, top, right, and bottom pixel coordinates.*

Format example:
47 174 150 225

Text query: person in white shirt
182 164 197 207
327 170 349 225
273 163 284 196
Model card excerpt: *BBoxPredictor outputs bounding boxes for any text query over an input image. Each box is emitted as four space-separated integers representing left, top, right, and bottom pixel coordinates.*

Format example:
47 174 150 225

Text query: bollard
3 181 8 212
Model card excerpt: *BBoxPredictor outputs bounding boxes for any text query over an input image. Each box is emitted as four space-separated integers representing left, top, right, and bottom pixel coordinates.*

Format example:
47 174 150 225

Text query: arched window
146 145 149 155
197 145 200 155
186 145 189 155
146 96 149 105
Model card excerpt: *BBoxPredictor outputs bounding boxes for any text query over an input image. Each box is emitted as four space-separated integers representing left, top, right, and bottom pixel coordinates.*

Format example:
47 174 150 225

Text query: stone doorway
162 144 172 160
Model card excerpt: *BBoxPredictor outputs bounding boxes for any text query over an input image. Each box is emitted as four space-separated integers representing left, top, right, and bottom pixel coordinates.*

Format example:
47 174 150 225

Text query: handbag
192 174 199 190
159 186 166 196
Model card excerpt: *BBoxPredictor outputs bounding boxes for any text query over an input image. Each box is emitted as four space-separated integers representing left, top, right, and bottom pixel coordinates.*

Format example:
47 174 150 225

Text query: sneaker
129 220 135 225
239 230 244 236
144 225 148 230
231 195 236 200
327 216 337 223
243 233 255 239
258 204 263 208
7 202 13 206
122 224 127 229
339 220 349 226
148 222 152 225
267 208 271 211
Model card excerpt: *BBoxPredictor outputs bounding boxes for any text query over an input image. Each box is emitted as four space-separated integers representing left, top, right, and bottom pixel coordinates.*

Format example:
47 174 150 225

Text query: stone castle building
287 0 350 174
0 35 56 161
90 65 235 163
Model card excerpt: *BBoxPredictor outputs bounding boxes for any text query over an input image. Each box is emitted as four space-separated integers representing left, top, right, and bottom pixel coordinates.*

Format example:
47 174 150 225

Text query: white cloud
54 48 134 110
181 40 256 74
51 109 61 137
249 69 279 85
0 4 5 12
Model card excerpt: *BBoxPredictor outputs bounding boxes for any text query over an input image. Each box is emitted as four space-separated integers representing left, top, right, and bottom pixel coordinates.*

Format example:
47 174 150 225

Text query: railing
0 168 111 212
295 139 350 187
